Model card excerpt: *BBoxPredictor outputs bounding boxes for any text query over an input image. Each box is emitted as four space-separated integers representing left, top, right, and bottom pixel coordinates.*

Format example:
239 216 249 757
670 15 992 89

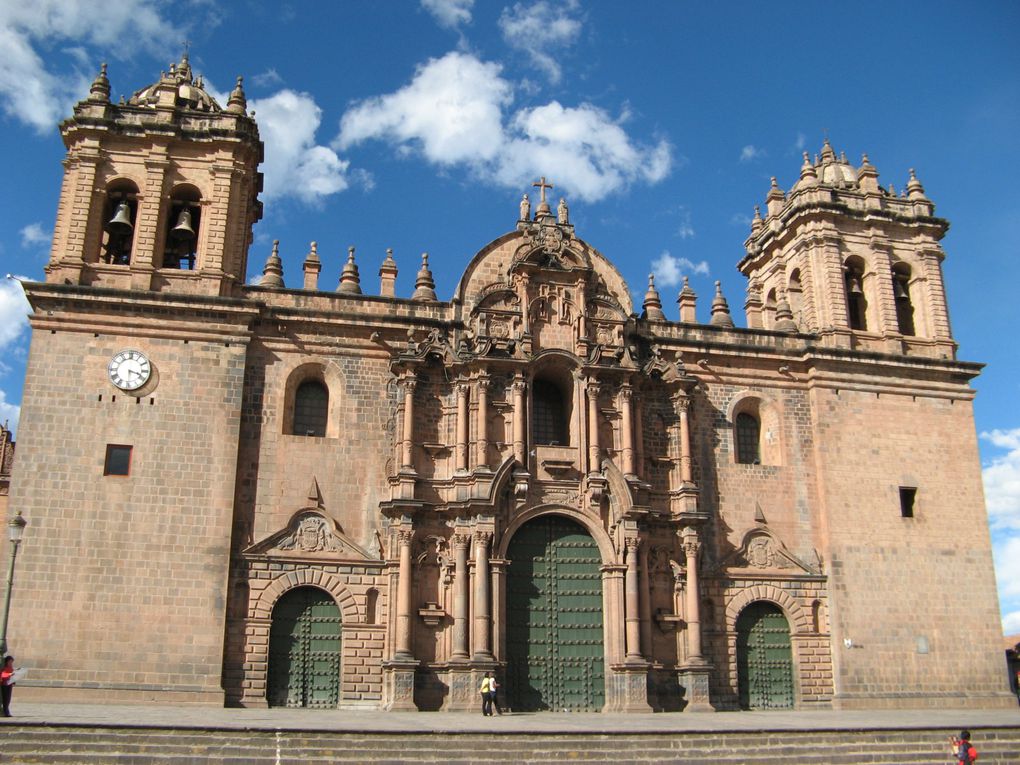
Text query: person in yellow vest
479 673 493 716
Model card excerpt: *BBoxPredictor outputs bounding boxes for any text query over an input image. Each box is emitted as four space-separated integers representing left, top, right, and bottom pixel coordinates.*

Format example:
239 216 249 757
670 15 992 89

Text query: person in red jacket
0 656 15 717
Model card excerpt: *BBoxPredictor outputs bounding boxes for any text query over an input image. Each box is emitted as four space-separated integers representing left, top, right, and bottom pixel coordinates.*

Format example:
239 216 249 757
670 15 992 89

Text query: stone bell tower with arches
45 54 262 296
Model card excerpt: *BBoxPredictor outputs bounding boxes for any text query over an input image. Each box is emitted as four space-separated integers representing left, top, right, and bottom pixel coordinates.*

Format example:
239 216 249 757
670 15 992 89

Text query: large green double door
507 516 605 711
268 587 342 708
736 601 794 709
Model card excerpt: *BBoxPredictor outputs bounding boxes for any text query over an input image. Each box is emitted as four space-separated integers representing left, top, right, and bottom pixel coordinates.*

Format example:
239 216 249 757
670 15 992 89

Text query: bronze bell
848 275 863 295
169 208 196 244
893 279 909 299
106 201 133 234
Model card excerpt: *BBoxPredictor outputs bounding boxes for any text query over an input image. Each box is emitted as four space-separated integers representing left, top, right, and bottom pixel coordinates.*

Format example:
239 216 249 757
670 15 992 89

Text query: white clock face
108 350 151 391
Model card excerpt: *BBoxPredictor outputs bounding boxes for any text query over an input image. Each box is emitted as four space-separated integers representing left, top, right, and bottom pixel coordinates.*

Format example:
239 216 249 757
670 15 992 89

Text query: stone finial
745 279 764 329
337 246 362 294
766 177 786 217
820 137 836 161
857 152 880 194
261 240 285 288
709 281 734 328
797 151 817 187
533 176 554 218
227 76 247 114
677 276 698 323
774 291 798 333
751 205 763 233
557 197 569 225
906 168 929 201
519 193 531 221
379 248 398 297
412 252 438 301
643 274 666 321
89 63 110 103
302 241 321 291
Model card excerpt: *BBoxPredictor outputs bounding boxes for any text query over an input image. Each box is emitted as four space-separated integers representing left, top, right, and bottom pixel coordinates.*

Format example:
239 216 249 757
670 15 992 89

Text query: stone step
1 726 1018 764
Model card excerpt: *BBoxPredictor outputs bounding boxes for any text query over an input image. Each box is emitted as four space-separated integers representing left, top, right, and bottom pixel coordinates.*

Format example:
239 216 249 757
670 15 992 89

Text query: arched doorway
736 601 794 709
267 586 342 708
506 515 604 711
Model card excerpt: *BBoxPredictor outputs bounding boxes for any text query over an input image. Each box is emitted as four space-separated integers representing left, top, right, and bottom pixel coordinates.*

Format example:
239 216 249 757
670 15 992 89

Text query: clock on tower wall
107 349 155 392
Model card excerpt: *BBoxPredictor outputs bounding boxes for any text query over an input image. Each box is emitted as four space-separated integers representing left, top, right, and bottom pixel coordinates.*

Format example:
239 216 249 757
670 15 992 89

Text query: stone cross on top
533 176 554 217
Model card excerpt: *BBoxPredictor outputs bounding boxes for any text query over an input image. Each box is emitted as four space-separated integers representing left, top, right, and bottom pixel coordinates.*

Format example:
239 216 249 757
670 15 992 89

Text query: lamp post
0 511 27 657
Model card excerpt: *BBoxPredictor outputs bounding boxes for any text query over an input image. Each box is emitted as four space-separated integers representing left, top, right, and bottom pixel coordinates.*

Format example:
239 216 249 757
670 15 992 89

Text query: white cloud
995 535 1020 600
730 212 753 227
498 1 583 84
981 428 1020 532
1003 607 1020 636
251 68 283 89
252 90 357 203
421 0 474 28
794 132 806 151
740 144 765 163
20 222 51 248
337 51 671 202
650 251 710 288
0 1 177 133
0 277 31 351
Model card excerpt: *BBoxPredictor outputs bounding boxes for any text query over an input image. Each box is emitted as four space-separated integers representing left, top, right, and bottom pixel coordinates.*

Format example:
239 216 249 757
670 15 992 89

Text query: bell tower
738 140 955 359
45 55 263 296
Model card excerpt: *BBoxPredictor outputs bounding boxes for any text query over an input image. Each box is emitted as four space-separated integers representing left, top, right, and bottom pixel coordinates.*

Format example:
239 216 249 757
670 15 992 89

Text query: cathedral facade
4 58 1011 711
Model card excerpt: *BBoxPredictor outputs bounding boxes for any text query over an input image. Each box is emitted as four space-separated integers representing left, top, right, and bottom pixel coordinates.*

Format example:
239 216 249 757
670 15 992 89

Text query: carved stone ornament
711 527 821 576
278 514 344 553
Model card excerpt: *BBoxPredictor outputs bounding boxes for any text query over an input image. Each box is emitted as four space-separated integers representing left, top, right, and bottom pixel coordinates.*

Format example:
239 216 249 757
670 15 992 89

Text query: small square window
104 445 132 476
899 487 917 518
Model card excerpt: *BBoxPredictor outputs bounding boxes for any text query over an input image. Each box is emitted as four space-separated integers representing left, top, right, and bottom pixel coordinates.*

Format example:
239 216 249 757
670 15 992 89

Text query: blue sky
1 1 1019 633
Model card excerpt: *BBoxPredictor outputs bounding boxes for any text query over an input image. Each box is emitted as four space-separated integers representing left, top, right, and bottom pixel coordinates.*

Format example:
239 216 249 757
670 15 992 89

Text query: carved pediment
244 509 375 561
713 526 821 576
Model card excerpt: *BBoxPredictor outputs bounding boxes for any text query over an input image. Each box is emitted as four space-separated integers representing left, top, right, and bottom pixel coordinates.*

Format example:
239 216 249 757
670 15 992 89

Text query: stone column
677 395 693 485
395 529 415 660
455 381 469 473
475 374 490 471
401 376 417 471
682 530 703 661
472 531 494 660
512 375 527 466
619 384 635 476
451 533 471 661
587 379 601 474
625 538 643 662
639 542 652 659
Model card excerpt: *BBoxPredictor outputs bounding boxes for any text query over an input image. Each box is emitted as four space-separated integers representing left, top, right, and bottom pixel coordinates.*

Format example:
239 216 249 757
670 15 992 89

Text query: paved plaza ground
1 703 1017 734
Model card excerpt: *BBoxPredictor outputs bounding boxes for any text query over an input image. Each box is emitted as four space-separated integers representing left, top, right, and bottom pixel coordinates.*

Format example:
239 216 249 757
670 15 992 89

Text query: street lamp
0 511 27 657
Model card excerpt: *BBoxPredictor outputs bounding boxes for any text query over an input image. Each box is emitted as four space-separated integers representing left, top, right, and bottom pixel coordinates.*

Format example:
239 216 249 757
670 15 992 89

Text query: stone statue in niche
279 515 343 553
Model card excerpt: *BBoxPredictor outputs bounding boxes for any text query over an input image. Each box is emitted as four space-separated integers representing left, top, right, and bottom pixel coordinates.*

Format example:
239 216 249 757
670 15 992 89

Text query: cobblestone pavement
1 703 1016 733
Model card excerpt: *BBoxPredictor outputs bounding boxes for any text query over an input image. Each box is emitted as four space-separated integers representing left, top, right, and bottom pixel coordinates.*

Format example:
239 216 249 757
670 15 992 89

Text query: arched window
292 380 328 437
787 269 803 323
100 180 139 265
533 377 569 446
365 588 379 625
764 288 777 329
893 265 915 336
735 412 760 464
163 185 201 269
844 259 868 330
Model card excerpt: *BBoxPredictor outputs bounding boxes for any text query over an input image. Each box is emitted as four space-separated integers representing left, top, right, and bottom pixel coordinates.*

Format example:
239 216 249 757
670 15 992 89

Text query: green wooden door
268 587 341 708
507 516 605 711
736 601 794 709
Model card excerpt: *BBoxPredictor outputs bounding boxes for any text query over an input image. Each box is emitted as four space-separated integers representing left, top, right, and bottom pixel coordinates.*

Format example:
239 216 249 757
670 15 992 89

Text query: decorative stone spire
709 281 734 328
677 276 698 323
797 151 817 187
533 176 554 219
820 137 837 162
261 240 284 288
751 205 763 233
906 168 929 200
302 241 321 291
773 291 798 333
766 177 786 216
412 252 438 301
745 279 763 329
337 246 362 294
857 153 880 194
88 63 110 103
643 274 665 321
379 248 398 297
227 76 247 114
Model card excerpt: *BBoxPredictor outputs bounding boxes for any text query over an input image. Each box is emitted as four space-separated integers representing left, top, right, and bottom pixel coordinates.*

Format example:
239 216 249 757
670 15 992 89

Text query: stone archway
267 586 342 708
505 514 605 711
735 601 794 709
